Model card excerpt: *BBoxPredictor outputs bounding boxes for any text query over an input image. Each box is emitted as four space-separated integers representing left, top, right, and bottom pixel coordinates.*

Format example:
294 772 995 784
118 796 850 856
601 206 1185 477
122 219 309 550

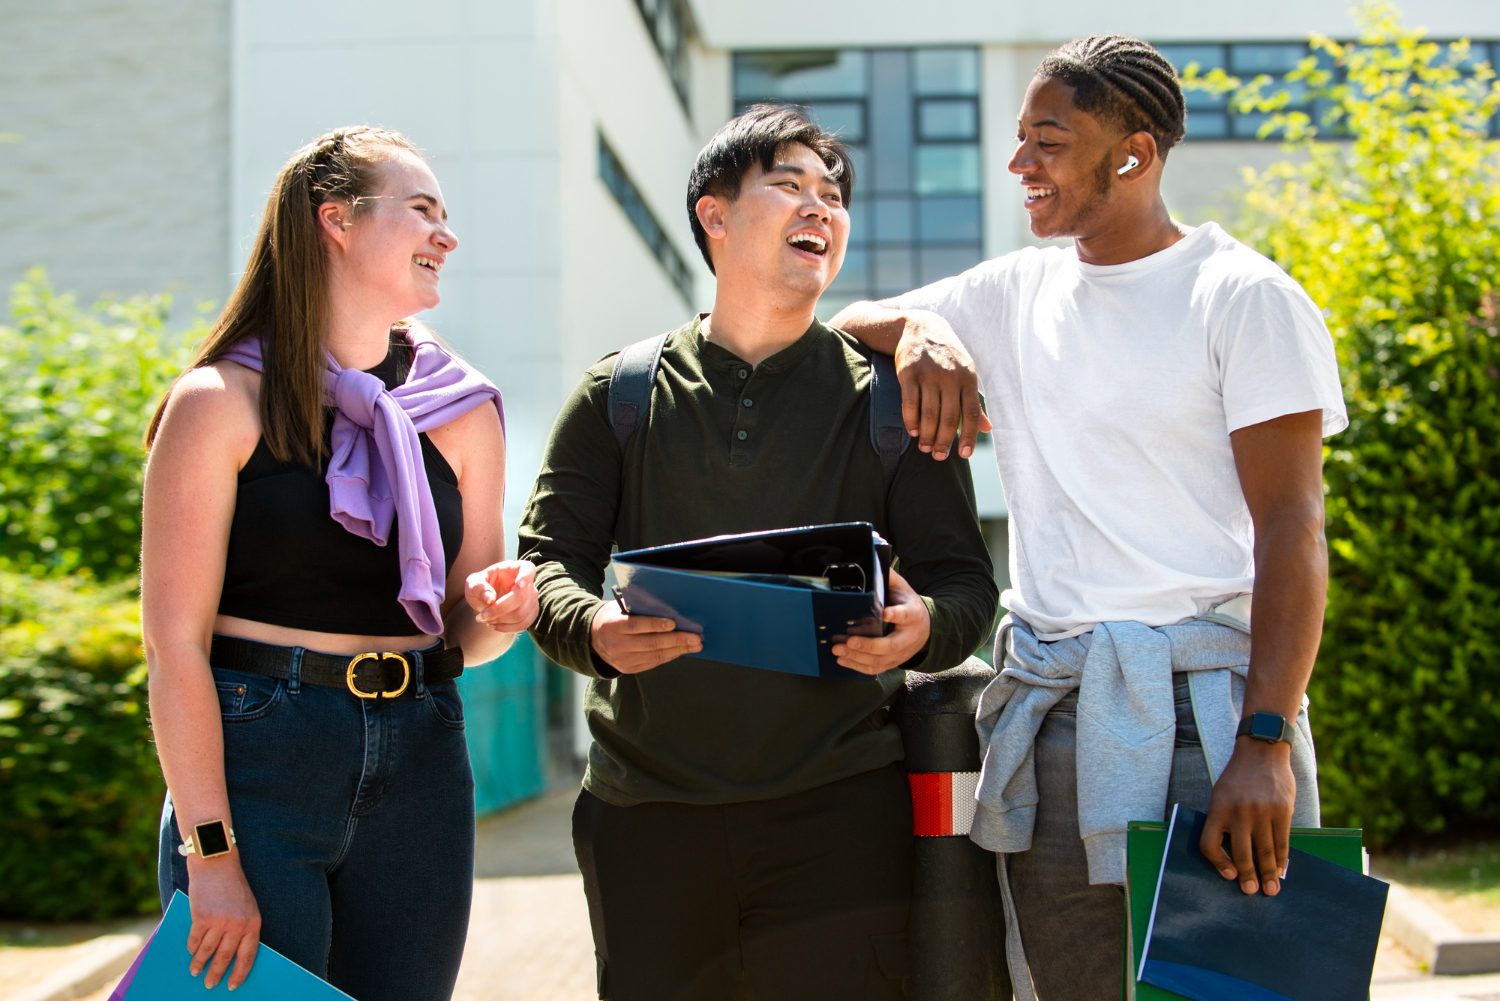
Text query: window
634 0 691 110
1157 41 1500 140
733 47 984 312
598 133 693 304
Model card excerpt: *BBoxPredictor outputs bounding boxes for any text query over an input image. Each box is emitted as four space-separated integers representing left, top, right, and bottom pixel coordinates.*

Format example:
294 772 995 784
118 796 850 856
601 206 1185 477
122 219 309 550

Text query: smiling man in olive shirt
519 106 997 1001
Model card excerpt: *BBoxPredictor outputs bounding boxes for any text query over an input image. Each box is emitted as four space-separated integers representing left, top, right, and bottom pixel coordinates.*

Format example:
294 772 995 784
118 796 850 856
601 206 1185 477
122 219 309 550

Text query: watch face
195 821 231 857
1249 713 1286 742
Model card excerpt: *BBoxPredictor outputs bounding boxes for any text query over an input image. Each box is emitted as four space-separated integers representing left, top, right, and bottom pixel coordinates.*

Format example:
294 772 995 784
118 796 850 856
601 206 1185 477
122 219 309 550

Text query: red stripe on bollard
908 772 980 837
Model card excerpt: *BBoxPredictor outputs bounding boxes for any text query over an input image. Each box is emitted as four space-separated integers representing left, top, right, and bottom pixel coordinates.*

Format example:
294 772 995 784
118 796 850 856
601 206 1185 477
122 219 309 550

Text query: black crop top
217 342 464 635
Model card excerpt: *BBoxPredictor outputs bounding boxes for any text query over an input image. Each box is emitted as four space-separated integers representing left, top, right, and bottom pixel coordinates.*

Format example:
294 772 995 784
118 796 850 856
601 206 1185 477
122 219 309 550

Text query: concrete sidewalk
453 789 594 1001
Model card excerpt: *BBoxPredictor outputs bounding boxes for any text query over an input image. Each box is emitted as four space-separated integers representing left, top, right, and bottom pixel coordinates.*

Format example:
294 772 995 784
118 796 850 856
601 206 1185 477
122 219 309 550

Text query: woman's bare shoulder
155 360 262 457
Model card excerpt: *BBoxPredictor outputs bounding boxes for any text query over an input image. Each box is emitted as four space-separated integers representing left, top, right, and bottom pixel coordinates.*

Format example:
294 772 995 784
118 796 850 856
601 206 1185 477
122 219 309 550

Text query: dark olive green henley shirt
519 316 998 807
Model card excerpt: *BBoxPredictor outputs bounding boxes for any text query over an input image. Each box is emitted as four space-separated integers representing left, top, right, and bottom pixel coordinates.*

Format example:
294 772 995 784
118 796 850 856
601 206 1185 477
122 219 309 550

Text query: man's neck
702 284 818 367
1071 197 1184 268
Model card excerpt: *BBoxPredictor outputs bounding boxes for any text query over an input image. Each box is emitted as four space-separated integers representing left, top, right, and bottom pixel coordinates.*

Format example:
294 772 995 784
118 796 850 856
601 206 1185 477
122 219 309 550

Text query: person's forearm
445 610 517 665
528 559 612 678
829 301 908 354
147 642 235 835
1243 515 1328 721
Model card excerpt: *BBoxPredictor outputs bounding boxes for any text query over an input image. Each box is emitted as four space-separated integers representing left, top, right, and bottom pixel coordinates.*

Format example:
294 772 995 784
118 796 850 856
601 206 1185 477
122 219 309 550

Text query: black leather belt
209 634 464 699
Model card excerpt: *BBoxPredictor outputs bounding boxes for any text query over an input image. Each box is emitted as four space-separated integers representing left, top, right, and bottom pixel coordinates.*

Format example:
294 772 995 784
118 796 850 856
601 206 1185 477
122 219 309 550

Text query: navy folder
1137 806 1388 1001
610 522 891 678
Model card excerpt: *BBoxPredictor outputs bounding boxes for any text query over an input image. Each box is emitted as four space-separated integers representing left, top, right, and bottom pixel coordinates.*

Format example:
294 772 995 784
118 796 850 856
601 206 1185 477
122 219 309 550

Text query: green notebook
1123 821 1368 1001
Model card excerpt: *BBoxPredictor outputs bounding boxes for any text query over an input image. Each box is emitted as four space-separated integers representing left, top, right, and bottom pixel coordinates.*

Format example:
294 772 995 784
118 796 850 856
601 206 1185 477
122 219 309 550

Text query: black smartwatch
1237 712 1292 745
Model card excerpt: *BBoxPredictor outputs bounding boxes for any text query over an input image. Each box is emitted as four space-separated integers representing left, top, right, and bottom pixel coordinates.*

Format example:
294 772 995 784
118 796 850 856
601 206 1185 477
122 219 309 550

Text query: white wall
0 0 230 316
689 0 1500 48
554 0 716 389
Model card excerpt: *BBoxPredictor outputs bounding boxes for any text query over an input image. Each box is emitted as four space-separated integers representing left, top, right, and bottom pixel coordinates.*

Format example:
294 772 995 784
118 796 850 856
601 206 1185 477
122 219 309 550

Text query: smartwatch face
194 821 231 857
1248 713 1286 742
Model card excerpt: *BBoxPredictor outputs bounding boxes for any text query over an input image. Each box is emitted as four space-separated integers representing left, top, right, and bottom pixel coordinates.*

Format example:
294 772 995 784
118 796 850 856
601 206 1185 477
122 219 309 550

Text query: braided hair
1037 36 1187 157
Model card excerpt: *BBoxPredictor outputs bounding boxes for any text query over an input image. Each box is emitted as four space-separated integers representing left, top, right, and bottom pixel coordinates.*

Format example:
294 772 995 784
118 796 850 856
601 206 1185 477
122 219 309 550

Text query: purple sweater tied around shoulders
223 327 504 637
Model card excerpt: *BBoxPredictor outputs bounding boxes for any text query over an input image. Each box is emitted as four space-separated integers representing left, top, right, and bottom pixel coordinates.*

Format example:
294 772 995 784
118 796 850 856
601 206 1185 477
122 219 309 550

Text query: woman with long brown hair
140 126 535 999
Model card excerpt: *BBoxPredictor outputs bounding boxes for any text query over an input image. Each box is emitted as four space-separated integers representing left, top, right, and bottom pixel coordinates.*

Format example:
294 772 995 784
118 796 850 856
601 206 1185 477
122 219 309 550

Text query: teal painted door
456 634 548 815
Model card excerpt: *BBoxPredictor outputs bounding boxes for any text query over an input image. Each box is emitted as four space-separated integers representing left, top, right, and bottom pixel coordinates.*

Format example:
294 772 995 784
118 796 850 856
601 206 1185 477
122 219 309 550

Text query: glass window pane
1184 88 1227 111
1155 45 1226 75
1231 111 1278 139
918 98 979 140
829 248 869 293
917 196 982 243
845 144 869 195
874 247 915 297
845 199 870 246
919 246 983 285
914 144 981 195
872 197 913 244
1184 111 1230 139
913 48 979 95
805 100 866 142
734 50 869 100
1229 44 1308 75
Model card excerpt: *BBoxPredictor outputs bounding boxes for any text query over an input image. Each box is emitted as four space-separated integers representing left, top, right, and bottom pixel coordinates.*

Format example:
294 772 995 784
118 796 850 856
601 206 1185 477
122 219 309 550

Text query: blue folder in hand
1137 806 1388 1001
611 522 891 679
113 890 352 999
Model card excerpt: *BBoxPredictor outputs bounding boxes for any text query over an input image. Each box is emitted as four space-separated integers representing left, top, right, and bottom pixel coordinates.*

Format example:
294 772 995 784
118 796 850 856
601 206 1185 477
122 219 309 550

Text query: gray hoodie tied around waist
970 610 1321 886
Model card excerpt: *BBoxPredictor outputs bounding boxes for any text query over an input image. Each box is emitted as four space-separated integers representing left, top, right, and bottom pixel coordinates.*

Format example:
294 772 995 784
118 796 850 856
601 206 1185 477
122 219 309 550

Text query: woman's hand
186 857 261 990
465 559 540 633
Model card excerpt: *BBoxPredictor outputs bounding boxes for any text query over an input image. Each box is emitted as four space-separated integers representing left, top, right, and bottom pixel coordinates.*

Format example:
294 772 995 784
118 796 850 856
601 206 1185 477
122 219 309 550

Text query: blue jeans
158 653 476 1001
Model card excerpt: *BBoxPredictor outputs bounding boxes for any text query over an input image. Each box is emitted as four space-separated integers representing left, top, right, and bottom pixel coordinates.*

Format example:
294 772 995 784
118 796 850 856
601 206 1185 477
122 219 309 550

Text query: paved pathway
453 789 594 1001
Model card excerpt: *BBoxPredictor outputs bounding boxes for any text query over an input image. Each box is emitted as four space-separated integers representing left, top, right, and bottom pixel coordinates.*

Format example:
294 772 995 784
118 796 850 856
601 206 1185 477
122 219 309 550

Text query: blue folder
114 890 352 999
611 522 891 679
1137 806 1387 1001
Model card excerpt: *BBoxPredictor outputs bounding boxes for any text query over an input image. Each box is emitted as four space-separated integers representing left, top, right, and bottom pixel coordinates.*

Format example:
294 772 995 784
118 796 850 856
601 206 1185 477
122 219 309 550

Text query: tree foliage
0 271 196 580
0 570 162 919
1191 2 1500 843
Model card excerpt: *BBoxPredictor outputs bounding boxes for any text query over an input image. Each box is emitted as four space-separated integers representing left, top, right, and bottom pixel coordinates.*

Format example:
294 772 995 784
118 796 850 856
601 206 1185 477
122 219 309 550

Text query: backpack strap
868 350 910 492
607 333 670 454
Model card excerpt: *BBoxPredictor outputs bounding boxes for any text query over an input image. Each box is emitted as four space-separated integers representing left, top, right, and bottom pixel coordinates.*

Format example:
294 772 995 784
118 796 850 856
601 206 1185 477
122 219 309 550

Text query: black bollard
895 656 1011 1001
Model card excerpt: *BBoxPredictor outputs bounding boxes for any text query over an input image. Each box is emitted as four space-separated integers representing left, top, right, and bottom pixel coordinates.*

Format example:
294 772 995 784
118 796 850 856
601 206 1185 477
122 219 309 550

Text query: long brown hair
147 126 420 466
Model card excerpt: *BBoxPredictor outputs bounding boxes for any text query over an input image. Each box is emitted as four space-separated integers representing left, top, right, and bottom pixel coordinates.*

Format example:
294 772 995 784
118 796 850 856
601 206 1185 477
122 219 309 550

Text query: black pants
573 764 914 1001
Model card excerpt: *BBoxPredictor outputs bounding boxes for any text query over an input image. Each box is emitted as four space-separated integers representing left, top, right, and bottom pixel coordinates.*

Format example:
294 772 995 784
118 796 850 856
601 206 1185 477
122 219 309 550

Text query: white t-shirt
897 222 1347 640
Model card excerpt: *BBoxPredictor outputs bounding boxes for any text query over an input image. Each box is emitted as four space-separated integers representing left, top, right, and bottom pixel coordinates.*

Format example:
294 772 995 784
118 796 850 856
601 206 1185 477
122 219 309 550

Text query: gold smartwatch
177 819 236 859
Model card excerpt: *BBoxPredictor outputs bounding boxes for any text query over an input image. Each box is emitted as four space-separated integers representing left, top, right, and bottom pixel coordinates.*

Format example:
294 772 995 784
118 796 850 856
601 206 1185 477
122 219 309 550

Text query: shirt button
742 399 753 408
737 368 748 379
737 430 748 441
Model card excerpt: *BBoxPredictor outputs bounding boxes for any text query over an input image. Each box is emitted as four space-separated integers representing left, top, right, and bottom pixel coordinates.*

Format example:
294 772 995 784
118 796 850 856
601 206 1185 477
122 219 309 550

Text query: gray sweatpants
1004 677 1217 1001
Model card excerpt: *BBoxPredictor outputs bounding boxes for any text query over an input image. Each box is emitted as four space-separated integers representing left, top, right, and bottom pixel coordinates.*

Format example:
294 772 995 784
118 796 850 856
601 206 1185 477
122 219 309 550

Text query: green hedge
0 269 194 580
0 571 163 920
1196 2 1500 843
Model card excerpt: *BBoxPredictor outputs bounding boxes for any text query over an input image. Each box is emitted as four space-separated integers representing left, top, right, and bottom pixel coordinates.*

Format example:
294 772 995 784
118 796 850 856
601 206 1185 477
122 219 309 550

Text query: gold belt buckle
346 652 411 699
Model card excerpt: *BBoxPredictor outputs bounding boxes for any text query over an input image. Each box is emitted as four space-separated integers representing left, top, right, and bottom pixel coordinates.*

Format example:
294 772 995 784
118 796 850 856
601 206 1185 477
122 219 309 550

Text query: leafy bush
0 570 162 919
1193 2 1500 843
0 270 196 580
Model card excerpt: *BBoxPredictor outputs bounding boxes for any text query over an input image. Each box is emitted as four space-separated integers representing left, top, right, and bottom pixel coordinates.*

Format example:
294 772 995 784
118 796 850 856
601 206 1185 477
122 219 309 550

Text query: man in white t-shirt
834 35 1346 999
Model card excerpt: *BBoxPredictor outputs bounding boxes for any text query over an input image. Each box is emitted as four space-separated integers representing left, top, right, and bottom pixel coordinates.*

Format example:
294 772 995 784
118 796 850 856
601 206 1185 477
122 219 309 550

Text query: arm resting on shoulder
1200 408 1329 897
831 299 991 460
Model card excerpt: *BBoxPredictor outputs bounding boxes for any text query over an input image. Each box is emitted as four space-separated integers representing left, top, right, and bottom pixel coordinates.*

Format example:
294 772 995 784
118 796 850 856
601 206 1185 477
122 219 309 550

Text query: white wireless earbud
1117 155 1140 176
